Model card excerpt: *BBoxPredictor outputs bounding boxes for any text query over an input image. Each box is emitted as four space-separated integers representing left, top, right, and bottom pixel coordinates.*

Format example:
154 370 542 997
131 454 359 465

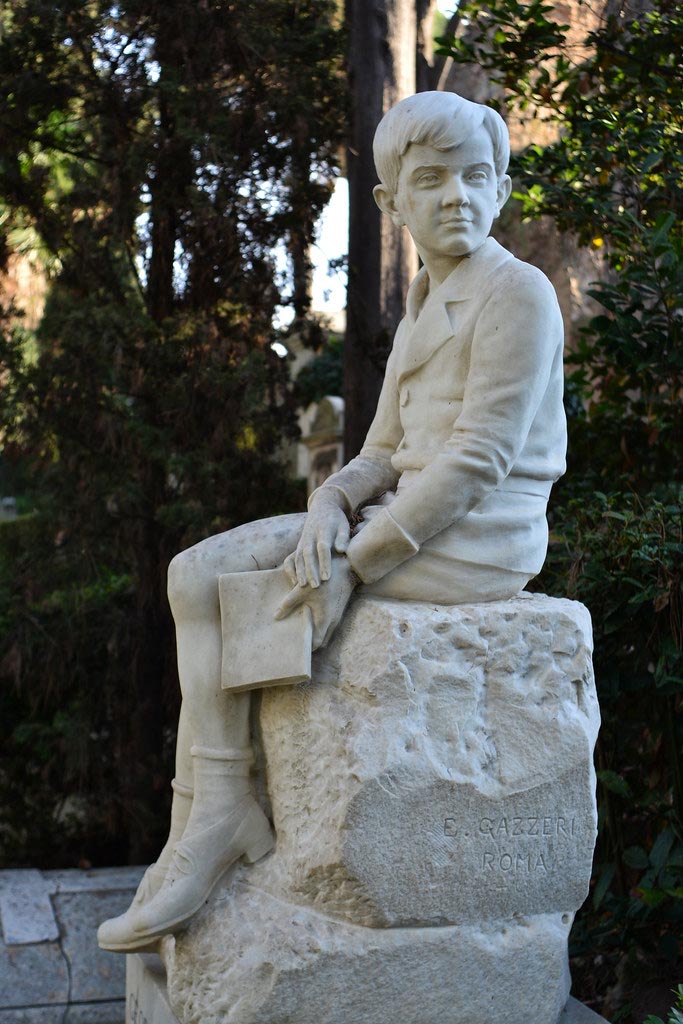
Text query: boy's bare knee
167 551 191 611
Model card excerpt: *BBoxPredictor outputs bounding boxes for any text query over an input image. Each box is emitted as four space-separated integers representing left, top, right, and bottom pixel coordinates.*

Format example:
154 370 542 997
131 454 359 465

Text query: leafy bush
644 984 683 1024
0 0 342 865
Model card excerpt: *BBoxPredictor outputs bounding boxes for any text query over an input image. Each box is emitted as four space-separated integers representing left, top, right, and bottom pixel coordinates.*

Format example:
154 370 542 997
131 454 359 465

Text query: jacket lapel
395 237 511 386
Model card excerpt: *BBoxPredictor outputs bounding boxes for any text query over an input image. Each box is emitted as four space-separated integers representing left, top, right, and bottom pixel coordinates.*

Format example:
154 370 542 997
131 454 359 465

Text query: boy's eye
417 172 440 186
468 170 488 182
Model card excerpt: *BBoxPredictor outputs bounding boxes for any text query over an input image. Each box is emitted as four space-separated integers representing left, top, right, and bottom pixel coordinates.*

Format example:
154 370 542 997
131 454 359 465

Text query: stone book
219 567 312 691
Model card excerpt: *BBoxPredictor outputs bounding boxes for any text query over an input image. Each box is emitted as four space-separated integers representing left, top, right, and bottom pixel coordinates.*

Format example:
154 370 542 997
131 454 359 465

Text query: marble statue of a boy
98 90 566 953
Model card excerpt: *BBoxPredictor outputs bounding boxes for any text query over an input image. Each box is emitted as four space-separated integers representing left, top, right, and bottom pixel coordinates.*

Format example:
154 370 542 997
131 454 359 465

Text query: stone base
127 953 178 1024
128 953 610 1024
249 595 600 929
160 595 601 1024
164 882 572 1024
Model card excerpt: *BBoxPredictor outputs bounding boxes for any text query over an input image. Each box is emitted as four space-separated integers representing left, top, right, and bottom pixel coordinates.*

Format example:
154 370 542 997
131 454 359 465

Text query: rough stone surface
165 886 572 1024
164 595 599 1024
0 942 68 1008
134 953 612 1024
253 594 599 927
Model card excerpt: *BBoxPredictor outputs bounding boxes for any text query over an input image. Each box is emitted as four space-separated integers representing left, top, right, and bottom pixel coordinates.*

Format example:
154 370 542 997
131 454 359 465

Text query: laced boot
100 746 273 949
97 778 193 952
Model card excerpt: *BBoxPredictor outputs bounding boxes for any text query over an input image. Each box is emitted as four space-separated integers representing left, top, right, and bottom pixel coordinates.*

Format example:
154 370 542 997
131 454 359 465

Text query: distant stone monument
302 395 345 496
100 91 604 1023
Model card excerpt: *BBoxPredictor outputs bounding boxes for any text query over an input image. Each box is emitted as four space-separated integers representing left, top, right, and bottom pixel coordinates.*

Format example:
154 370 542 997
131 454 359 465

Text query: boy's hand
283 493 350 589
275 555 358 650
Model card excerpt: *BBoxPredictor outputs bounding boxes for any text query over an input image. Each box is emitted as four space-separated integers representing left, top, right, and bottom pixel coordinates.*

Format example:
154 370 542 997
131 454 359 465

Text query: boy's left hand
275 555 358 650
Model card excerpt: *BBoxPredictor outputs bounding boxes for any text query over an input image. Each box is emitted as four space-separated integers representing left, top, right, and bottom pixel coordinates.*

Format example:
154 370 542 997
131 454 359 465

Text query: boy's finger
318 541 331 582
303 546 320 589
334 525 349 553
274 586 305 620
282 553 297 584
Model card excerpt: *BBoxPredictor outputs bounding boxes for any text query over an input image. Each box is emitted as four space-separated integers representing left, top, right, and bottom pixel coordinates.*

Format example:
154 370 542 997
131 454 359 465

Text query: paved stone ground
0 866 144 1023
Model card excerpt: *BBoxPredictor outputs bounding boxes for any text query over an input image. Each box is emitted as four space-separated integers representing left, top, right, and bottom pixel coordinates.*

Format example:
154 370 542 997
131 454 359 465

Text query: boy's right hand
284 492 350 589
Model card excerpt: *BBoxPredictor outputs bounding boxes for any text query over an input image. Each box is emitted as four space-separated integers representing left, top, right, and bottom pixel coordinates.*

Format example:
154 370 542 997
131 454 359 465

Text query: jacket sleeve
308 328 404 513
346 267 564 583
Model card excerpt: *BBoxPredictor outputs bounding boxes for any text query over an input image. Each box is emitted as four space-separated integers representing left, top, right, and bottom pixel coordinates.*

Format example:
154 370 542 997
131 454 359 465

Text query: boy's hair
373 91 510 193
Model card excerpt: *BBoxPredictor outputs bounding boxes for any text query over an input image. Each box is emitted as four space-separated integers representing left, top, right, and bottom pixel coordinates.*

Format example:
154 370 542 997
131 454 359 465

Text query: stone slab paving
0 866 144 1023
0 1003 126 1023
0 872 59 946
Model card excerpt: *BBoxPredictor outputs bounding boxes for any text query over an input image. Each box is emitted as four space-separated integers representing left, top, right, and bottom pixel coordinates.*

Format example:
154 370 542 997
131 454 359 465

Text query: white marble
127 954 179 1024
251 595 598 927
128 955 612 1024
166 895 573 1024
100 89 598 1024
160 595 598 1023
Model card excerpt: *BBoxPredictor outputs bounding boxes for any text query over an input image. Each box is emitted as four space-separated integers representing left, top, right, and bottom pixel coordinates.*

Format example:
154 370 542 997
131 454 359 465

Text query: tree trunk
147 74 177 324
344 0 419 460
147 18 193 325
416 0 440 92
289 115 315 320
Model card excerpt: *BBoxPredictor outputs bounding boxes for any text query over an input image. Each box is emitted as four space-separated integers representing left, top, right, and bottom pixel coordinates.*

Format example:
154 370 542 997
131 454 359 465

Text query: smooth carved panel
344 771 596 923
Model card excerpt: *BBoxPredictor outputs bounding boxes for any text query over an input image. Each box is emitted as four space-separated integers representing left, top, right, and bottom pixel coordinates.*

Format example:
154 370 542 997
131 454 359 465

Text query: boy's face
377 124 511 277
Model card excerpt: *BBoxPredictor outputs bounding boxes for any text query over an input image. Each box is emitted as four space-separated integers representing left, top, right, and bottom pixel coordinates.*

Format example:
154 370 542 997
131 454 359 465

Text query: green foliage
294 333 344 409
540 493 683 982
0 0 343 865
0 514 142 866
438 0 683 1008
643 985 683 1024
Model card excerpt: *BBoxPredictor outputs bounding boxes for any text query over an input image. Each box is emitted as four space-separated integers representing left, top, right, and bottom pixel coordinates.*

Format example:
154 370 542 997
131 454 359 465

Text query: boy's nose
442 175 468 206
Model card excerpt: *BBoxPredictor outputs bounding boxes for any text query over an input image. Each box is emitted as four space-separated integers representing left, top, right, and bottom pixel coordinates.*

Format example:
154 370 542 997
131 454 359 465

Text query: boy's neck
419 238 489 289
423 253 467 289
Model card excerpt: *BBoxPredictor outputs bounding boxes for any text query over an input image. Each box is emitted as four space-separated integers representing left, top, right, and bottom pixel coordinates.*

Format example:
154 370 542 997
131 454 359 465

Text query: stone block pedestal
127 954 611 1024
157 594 601 1023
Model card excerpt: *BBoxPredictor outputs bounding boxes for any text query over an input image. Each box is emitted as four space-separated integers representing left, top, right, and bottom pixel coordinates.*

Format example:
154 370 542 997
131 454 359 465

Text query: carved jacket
318 236 567 585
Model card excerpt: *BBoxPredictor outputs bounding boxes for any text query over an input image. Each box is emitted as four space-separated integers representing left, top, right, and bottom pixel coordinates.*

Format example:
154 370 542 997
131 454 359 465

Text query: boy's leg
98 514 306 951
167 513 306 749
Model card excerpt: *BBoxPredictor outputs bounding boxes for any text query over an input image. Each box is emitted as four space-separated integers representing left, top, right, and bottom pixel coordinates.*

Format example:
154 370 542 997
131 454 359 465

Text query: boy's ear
495 174 512 217
373 184 403 226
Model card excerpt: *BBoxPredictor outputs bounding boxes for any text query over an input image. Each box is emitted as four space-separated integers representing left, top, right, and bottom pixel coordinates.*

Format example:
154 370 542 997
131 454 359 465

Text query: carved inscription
482 850 549 874
444 815 577 839
346 772 596 921
441 812 580 877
